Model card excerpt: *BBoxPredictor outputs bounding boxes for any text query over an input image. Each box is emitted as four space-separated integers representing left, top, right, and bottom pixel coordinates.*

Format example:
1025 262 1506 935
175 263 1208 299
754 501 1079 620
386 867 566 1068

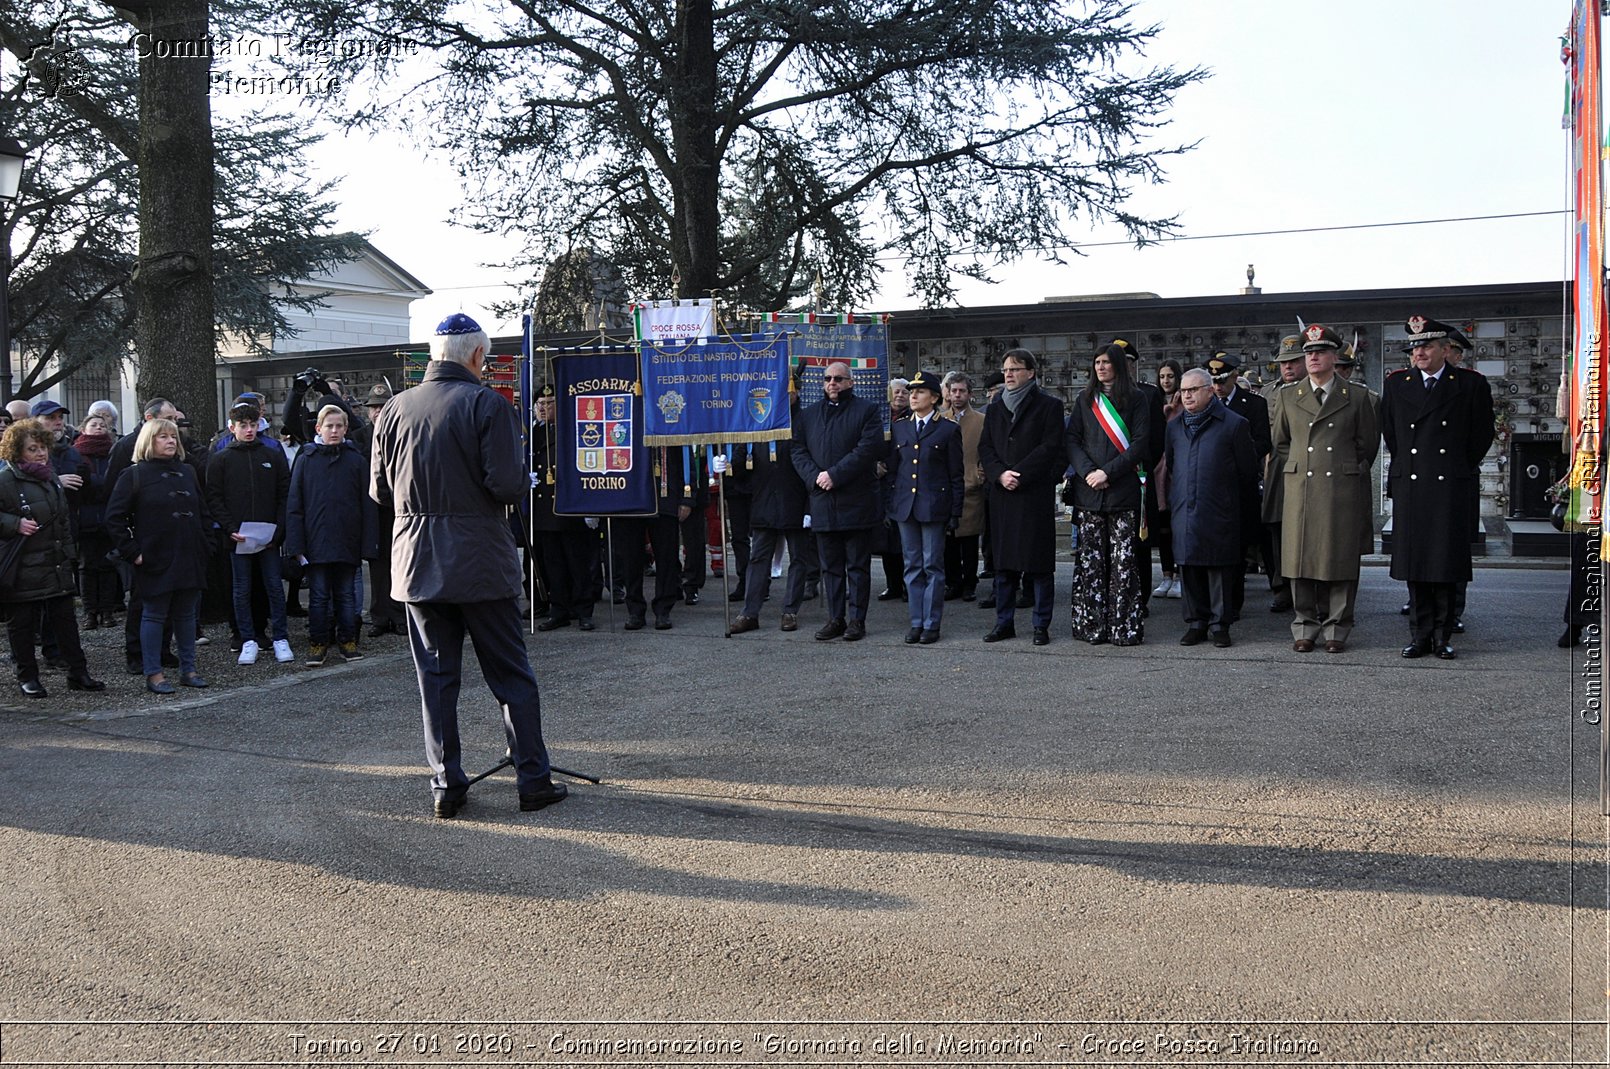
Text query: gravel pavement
0 563 1603 1067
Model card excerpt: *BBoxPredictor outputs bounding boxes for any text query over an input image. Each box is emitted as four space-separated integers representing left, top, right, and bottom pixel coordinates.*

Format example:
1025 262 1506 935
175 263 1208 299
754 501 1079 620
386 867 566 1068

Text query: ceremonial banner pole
717 458 732 636
606 518 617 632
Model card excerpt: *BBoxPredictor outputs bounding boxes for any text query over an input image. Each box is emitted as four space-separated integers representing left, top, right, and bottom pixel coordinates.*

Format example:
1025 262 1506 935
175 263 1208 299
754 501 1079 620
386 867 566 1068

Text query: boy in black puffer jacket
204 402 293 666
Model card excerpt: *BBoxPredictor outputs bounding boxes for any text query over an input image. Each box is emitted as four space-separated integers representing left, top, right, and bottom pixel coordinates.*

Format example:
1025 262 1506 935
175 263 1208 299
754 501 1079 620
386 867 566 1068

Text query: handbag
0 485 33 596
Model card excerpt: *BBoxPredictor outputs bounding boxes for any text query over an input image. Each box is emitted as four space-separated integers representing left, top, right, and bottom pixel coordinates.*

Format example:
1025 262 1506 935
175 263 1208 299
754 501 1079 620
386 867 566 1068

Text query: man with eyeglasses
978 348 1066 645
1380 315 1494 660
792 362 884 640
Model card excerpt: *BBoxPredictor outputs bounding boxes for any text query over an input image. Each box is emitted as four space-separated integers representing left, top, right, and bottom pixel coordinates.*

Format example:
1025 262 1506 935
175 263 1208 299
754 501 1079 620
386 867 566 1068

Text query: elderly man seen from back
370 313 566 819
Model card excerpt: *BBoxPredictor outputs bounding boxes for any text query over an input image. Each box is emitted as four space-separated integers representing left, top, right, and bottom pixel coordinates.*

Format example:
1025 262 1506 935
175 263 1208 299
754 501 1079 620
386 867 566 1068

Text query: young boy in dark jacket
204 402 293 665
286 405 378 665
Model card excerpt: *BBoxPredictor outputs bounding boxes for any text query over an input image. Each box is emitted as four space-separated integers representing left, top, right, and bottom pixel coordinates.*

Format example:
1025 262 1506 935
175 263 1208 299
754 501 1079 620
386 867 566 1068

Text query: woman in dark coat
1065 344 1152 645
285 405 378 664
73 414 123 628
106 417 212 693
0 419 104 696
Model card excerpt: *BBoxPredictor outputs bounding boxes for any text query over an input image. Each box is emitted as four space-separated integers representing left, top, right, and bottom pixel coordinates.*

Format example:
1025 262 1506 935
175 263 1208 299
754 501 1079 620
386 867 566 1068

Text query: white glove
711 453 730 475
585 517 600 529
529 472 540 489
802 514 812 529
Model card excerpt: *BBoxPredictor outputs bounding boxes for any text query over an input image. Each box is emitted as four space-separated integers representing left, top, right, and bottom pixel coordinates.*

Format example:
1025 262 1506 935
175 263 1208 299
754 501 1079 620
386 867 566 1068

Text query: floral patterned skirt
1070 509 1143 645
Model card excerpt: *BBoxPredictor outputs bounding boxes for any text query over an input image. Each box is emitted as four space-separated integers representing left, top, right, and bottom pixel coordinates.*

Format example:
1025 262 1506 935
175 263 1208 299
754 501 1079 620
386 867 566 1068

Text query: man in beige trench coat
1271 324 1381 654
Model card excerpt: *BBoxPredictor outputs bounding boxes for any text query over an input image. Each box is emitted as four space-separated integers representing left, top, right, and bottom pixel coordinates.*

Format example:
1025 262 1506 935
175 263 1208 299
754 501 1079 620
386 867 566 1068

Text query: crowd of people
0 372 396 699
526 315 1496 661
0 311 1506 703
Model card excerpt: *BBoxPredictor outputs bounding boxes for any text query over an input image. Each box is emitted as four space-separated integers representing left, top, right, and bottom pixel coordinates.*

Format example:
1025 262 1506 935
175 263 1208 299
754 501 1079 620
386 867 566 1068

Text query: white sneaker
237 640 260 665
1168 578 1183 598
1152 577 1172 598
272 639 294 663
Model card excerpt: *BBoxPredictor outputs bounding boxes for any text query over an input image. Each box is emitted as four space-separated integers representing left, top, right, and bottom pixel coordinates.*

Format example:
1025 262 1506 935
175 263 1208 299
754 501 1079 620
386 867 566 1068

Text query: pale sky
296 1 1576 340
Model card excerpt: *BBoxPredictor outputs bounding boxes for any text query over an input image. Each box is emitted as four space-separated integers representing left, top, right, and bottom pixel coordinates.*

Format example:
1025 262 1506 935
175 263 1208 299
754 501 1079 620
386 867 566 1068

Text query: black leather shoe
1561 627 1582 648
961 588 976 602
43 656 69 672
126 659 144 676
1401 641 1432 659
978 595 997 609
983 624 1016 642
1016 590 1033 609
728 588 746 603
19 679 46 698
877 588 900 601
843 620 866 641
1400 602 1410 615
919 629 940 645
1435 644 1457 660
624 616 646 631
433 793 466 819
943 586 961 601
67 674 106 692
1270 597 1293 613
683 591 700 606
1452 619 1465 634
1032 627 1049 646
577 619 596 632
1211 630 1232 648
366 623 388 638
905 626 922 644
654 615 673 630
518 780 568 812
1179 628 1206 646
803 583 819 601
536 616 571 632
815 619 846 641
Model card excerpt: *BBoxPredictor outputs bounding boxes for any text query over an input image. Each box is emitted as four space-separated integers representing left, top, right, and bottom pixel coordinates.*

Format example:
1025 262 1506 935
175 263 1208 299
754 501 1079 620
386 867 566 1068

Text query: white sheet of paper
235 521 277 555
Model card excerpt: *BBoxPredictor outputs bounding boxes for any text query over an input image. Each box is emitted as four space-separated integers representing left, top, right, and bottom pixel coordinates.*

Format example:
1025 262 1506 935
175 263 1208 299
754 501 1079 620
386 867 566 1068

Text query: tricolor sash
1091 393 1149 540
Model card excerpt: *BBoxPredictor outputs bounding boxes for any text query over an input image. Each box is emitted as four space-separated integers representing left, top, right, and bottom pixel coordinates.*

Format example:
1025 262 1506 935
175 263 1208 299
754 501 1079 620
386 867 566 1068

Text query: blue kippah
435 312 482 336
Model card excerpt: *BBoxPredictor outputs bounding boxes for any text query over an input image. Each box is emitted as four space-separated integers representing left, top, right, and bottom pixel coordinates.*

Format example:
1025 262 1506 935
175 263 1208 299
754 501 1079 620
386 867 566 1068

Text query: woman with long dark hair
0 419 105 696
1065 344 1152 645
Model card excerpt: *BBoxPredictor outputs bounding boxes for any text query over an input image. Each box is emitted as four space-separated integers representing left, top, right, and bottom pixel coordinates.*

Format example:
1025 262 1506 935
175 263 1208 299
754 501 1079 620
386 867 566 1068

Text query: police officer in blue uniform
888 371 964 644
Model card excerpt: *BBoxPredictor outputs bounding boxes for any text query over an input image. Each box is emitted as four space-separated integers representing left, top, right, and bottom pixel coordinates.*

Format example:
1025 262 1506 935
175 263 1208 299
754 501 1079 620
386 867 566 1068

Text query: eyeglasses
823 375 851 382
1178 386 1212 394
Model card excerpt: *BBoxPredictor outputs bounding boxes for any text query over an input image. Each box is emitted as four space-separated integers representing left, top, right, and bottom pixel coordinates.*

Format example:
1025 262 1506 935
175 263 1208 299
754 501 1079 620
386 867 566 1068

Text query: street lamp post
0 137 30 405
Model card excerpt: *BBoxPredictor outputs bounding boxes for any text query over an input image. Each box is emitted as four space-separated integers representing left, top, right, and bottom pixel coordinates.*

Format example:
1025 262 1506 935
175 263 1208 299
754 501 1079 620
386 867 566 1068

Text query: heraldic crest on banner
576 391 634 474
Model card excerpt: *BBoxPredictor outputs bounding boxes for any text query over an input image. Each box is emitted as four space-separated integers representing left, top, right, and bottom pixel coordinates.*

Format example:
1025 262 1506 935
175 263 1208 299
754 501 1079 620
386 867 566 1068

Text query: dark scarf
1181 403 1213 438
17 460 55 482
74 432 112 459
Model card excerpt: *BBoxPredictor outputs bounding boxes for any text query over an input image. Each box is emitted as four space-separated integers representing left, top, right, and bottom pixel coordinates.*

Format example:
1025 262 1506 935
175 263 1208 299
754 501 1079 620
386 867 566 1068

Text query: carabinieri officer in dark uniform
1380 315 1494 660
888 370 964 644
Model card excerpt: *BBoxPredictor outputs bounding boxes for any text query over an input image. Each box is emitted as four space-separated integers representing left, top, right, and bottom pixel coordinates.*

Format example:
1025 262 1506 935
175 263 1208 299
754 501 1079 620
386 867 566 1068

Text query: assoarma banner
551 347 656 516
641 333 792 445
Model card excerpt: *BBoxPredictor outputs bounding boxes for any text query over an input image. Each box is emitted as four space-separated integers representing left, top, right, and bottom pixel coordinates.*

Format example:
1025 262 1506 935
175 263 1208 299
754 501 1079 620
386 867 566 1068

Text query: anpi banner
550 346 656 516
641 333 792 445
